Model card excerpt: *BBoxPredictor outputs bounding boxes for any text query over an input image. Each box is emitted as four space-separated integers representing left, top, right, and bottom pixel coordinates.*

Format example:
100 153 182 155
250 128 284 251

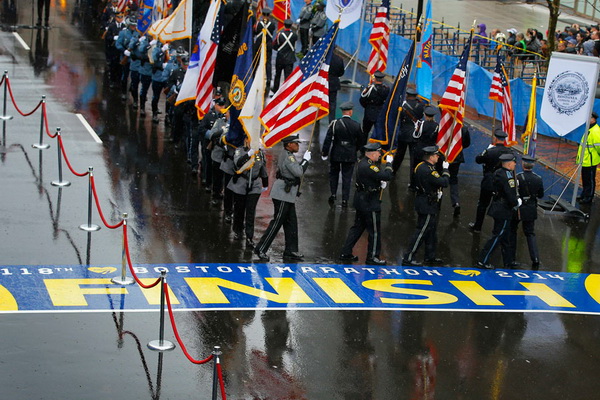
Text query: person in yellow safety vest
577 112 600 204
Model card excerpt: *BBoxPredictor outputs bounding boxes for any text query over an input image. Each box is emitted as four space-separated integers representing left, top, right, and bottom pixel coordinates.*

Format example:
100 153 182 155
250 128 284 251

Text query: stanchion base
148 340 176 352
79 223 101 232
32 143 50 150
51 180 71 187
0 145 7 154
0 115 13 121
111 276 135 285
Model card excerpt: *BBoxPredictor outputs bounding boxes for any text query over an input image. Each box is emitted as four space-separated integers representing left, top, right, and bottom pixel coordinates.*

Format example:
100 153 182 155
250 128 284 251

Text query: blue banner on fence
2 263 600 315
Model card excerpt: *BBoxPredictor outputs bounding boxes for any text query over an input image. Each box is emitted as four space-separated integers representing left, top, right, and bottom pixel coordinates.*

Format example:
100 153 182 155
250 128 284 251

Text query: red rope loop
42 103 57 138
0 74 5 86
57 134 89 177
90 175 124 229
164 281 215 365
5 78 43 116
217 362 227 400
123 224 162 289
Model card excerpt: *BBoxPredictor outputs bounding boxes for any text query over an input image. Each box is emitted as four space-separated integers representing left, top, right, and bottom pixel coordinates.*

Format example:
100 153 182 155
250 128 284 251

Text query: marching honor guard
255 7 276 91
477 153 521 269
297 0 314 55
322 101 365 208
402 146 450 266
359 70 389 135
254 135 311 262
272 19 298 93
339 142 394 265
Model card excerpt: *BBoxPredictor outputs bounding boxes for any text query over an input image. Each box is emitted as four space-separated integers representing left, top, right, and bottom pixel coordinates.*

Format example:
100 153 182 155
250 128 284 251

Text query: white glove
321 155 328 161
247 148 257 157
517 198 523 207
162 62 168 69
303 151 311 161
437 190 443 200
261 186 268 192
162 44 169 52
113 35 119 41
150 39 157 46
138 36 145 42
487 143 494 149
380 181 387 189
442 161 450 169
296 18 301 24
124 50 131 57
385 155 393 164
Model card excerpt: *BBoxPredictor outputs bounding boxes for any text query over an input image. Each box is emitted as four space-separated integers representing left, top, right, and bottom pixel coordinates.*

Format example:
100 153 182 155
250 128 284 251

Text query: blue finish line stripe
0 263 599 315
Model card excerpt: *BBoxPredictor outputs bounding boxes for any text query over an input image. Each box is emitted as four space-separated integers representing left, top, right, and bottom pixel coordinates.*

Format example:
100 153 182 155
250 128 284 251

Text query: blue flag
137 0 155 35
371 41 416 150
226 16 255 148
416 0 433 103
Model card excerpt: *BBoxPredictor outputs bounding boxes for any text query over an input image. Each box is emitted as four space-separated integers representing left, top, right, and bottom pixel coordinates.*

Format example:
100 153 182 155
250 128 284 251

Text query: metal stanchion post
79 166 101 232
51 128 71 187
148 271 176 351
211 345 222 400
0 71 13 152
32 95 50 150
111 213 134 285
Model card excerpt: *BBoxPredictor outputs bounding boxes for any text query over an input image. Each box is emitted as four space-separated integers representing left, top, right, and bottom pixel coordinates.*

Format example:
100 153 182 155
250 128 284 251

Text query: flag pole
348 0 368 88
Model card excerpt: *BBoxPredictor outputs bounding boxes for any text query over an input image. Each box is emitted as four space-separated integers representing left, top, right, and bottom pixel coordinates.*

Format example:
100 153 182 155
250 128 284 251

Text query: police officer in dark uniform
448 125 471 217
477 153 521 269
272 19 298 93
359 70 390 135
104 11 126 87
328 52 345 123
392 88 424 190
339 142 394 265
402 146 450 266
255 135 311 261
469 130 514 232
255 7 276 91
322 101 365 208
413 105 439 161
199 97 226 189
297 0 314 55
510 155 544 269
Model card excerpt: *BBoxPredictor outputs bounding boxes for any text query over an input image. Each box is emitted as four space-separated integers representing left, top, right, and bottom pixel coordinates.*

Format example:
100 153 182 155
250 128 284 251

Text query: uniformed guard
328 52 345 123
228 139 269 248
115 17 139 100
255 7 276 91
310 1 327 45
208 99 230 201
391 88 424 190
150 42 170 123
199 95 225 188
322 101 365 208
510 155 544 269
104 11 126 87
272 19 298 93
339 142 394 265
135 34 153 116
469 130 515 232
448 125 471 217
297 0 314 55
359 70 390 135
402 146 450 266
414 105 439 161
254 135 311 261
477 153 521 269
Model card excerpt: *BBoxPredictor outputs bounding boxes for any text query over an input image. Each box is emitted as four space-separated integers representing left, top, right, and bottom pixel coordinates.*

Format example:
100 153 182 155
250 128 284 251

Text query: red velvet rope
164 281 215 365
42 102 57 138
217 362 227 400
90 174 124 229
5 78 43 116
57 134 89 177
0 75 5 86
123 224 162 289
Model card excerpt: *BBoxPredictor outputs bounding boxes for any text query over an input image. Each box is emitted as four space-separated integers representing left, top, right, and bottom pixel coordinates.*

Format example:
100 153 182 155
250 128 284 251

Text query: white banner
325 0 363 29
540 52 600 137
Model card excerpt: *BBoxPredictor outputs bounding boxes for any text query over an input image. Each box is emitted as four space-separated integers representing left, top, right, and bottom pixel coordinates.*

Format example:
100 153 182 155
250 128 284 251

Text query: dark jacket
414 160 450 214
353 157 393 212
488 167 519 220
516 170 544 221
328 53 345 92
398 98 424 143
359 83 389 123
322 116 365 163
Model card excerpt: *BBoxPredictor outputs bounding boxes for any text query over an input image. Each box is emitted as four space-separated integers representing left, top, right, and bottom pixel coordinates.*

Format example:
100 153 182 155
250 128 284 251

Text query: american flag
260 22 339 148
436 33 472 163
117 0 128 12
489 54 516 145
256 0 267 20
273 0 291 30
195 3 223 119
366 0 390 75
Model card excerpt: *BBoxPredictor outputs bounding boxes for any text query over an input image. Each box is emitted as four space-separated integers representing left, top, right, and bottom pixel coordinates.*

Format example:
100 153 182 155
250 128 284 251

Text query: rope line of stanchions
0 74 5 87
164 281 215 365
90 175 124 229
57 134 89 177
5 78 43 116
42 102 57 138
216 362 227 400
123 224 162 289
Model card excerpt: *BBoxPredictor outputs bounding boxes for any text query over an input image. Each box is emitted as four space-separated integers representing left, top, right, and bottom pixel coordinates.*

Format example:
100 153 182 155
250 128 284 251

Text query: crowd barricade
1 71 227 400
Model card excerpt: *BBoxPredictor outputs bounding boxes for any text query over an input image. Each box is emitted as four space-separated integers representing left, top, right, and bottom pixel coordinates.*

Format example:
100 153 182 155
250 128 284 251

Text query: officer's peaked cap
282 134 301 144
340 101 354 111
364 142 382 152
424 105 438 116
284 19 293 26
592 111 598 119
373 70 385 79
262 7 272 14
499 153 516 162
522 155 537 163
494 129 508 138
406 88 418 96
214 97 226 106
127 17 137 26
422 145 439 155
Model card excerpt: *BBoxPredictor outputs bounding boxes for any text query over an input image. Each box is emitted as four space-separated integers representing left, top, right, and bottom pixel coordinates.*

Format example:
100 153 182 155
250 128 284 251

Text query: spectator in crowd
473 23 489 47
506 28 517 47
582 31 598 56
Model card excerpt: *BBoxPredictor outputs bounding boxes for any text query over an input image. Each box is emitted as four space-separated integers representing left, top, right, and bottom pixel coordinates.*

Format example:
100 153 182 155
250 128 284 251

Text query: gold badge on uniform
370 165 380 172
509 179 515 187
289 156 296 162
432 171 440 178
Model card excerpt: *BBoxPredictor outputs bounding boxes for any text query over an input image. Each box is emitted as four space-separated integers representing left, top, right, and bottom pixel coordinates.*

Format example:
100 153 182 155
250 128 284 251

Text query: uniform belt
340 141 351 146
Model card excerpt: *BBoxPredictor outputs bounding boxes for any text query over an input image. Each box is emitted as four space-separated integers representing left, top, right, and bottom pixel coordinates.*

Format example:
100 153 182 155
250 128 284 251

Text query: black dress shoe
424 258 444 265
476 261 494 269
532 260 540 270
339 254 358 261
505 261 522 269
246 238 255 249
453 204 461 217
254 249 269 261
366 257 386 265
341 200 348 208
579 197 593 204
328 195 336 206
283 251 304 260
402 258 422 267
468 222 481 233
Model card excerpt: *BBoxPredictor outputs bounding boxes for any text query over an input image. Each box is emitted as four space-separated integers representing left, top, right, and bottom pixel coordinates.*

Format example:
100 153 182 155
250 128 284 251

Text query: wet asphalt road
1 1 600 399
